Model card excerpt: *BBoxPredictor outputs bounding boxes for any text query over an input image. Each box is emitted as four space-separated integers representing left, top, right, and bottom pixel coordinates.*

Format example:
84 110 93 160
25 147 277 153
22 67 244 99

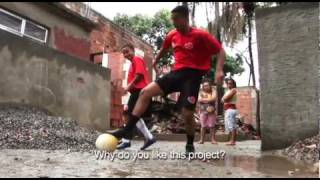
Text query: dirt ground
0 141 317 178
0 105 318 178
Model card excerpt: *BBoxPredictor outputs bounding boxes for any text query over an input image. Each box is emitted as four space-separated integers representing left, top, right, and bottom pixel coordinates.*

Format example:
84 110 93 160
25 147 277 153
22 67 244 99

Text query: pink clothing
200 112 216 128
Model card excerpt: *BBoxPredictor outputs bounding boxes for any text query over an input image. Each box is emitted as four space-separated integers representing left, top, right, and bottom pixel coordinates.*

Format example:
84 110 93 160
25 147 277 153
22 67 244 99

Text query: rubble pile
282 134 319 164
0 105 100 151
150 121 184 134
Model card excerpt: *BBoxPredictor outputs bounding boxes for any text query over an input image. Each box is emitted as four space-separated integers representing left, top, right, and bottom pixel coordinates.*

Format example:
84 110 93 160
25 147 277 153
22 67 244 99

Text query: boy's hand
215 70 224 85
123 105 129 111
123 86 130 95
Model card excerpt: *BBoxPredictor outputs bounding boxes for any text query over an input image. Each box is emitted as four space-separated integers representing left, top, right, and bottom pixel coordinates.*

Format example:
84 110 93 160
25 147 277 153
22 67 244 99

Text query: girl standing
198 81 218 144
222 78 238 146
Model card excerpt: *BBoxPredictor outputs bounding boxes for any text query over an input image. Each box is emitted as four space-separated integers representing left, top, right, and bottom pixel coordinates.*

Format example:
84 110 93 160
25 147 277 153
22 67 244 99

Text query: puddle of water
111 170 132 178
208 154 316 177
1 144 317 178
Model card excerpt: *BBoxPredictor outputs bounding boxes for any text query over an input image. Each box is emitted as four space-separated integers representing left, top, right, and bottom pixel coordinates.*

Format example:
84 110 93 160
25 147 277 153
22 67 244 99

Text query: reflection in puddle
210 154 314 177
111 170 131 178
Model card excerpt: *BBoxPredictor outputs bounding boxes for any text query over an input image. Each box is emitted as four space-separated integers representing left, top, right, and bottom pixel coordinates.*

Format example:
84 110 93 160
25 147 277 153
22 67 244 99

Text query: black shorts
155 68 206 111
127 89 152 118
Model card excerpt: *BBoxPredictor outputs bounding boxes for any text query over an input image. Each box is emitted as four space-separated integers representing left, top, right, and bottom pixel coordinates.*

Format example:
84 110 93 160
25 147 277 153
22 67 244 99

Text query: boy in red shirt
117 44 156 150
111 5 225 155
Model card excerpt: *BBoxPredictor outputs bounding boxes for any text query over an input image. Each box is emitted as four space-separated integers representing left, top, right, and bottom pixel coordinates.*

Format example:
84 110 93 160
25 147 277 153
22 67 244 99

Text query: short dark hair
171 5 189 18
121 43 135 51
225 78 237 88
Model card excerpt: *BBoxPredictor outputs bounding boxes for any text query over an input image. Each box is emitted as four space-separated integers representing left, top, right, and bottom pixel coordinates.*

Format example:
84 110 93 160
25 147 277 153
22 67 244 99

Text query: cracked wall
0 30 111 131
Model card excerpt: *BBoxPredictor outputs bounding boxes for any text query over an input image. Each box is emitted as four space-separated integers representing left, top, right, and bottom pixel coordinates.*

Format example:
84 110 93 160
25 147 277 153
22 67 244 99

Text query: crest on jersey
172 42 177 48
187 96 196 104
184 42 193 50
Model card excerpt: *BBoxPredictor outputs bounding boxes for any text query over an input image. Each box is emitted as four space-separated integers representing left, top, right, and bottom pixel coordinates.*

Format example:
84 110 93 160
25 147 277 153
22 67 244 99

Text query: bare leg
231 129 237 144
226 130 236 145
210 127 218 144
198 127 205 144
132 82 164 116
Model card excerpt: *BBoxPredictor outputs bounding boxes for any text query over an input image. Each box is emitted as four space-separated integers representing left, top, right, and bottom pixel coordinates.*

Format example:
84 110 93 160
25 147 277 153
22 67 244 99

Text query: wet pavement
0 140 317 178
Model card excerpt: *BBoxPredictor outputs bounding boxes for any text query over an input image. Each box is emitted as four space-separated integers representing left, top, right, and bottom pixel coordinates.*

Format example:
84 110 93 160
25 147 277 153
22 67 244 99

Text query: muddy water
0 140 317 178
210 154 315 178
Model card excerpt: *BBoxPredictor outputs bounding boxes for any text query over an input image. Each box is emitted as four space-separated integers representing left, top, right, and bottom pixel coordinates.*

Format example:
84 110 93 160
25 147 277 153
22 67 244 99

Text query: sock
124 114 140 131
111 114 139 139
136 118 153 140
186 135 195 145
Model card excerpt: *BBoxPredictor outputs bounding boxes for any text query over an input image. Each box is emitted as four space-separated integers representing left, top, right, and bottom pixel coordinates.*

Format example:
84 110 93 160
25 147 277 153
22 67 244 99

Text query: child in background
198 81 218 144
222 78 238 146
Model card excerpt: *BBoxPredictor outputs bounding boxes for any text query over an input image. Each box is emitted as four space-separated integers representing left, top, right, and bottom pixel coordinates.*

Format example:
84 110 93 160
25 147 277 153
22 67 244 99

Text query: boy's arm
125 74 143 92
153 47 168 75
204 33 225 85
215 49 225 85
153 32 173 76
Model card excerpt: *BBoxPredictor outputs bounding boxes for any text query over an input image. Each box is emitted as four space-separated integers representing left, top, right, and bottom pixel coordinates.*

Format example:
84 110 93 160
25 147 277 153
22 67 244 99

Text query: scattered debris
0 105 100 151
305 144 317 149
288 170 294 176
281 134 319 164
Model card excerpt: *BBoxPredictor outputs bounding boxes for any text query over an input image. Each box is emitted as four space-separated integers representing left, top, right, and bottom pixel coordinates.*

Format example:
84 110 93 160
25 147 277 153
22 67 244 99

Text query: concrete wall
0 30 111 131
255 2 319 150
0 2 92 60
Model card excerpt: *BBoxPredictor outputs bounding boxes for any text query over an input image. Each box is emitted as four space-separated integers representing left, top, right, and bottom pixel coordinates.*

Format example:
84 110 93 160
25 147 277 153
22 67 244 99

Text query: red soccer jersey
162 27 222 71
127 56 150 92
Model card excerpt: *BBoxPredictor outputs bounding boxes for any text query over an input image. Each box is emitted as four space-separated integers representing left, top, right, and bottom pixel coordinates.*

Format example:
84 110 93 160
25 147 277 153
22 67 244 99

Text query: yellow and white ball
95 133 118 152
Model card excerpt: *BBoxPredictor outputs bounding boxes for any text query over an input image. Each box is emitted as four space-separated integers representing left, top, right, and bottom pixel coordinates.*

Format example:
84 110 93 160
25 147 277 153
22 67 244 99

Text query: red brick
53 27 91 60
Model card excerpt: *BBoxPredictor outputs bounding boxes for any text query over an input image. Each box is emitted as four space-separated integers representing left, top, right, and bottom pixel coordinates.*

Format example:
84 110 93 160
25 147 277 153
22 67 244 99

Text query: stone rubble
0 105 100 151
282 134 319 165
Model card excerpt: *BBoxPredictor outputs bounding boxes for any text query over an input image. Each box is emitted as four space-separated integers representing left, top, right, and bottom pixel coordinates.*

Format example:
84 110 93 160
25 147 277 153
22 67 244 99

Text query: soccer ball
95 133 118 152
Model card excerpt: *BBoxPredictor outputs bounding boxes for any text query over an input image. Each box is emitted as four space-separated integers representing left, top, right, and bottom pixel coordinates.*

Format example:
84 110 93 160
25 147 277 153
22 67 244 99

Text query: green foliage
205 54 245 81
113 10 174 66
113 13 152 37
114 8 245 77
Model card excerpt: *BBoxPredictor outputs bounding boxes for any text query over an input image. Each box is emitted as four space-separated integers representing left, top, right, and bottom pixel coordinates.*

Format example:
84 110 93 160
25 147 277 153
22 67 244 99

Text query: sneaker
140 138 157 150
185 144 195 157
117 142 131 150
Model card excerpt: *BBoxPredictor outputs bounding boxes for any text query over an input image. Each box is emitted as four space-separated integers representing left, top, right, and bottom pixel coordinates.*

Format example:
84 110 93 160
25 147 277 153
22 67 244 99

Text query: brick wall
90 20 154 128
59 2 154 128
168 84 258 128
53 27 91 60
236 87 258 128
108 53 126 127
